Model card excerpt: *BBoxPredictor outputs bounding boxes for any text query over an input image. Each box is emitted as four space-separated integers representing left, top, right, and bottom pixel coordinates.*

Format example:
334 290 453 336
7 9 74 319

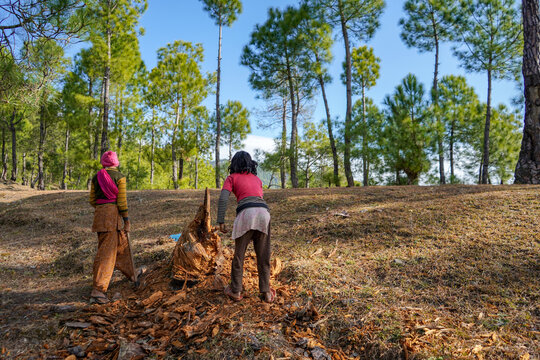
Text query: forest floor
0 184 538 359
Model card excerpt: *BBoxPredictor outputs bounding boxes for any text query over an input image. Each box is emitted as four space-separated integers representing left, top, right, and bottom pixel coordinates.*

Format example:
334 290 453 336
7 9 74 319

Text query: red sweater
222 173 263 201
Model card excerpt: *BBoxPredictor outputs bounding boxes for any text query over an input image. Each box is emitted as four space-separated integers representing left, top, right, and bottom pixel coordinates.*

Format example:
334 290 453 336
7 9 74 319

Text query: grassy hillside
0 185 538 359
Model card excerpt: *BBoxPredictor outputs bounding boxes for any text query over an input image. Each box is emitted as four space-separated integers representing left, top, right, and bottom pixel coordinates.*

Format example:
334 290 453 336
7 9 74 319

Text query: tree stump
171 188 225 282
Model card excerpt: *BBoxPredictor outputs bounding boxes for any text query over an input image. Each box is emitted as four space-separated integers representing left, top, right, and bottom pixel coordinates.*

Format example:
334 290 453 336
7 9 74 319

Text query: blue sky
131 0 518 152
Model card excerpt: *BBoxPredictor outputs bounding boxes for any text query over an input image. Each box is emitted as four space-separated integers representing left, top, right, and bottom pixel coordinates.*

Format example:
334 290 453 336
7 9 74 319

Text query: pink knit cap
101 151 119 168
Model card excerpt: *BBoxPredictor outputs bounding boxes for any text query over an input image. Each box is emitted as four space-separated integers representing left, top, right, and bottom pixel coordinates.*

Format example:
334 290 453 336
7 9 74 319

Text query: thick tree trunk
100 16 112 156
280 96 287 189
515 0 540 183
62 127 70 190
215 23 223 189
318 74 340 187
179 157 184 182
286 57 298 188
481 68 492 184
1 125 7 181
339 4 354 187
10 111 18 182
37 101 46 190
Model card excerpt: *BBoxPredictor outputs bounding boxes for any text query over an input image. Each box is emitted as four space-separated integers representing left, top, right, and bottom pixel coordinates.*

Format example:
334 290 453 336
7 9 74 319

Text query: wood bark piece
171 188 224 281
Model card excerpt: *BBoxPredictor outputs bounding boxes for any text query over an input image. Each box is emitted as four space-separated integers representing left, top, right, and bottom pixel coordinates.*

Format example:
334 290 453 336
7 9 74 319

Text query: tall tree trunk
10 111 18 182
478 157 483 184
100 10 112 156
30 157 37 188
339 2 354 187
215 22 223 188
228 133 232 161
195 154 199 190
172 105 179 189
136 137 142 189
150 110 155 185
515 0 540 183
37 100 47 190
280 96 287 189
285 57 298 188
21 152 27 185
179 157 184 182
481 67 492 184
430 11 445 185
1 125 7 181
62 127 70 190
94 80 104 161
450 119 455 182
318 73 339 187
362 84 368 186
117 97 123 157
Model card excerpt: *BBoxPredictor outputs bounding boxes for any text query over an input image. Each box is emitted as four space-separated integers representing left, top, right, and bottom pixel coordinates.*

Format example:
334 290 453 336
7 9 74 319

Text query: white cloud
220 134 276 160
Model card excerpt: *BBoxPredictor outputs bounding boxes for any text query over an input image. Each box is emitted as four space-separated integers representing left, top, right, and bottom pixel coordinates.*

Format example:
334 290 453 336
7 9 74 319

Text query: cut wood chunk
171 188 225 281
65 322 91 329
141 291 163 307
162 291 186 306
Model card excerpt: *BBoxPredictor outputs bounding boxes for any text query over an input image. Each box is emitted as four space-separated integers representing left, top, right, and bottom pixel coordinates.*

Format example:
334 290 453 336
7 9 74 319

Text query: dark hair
228 151 258 175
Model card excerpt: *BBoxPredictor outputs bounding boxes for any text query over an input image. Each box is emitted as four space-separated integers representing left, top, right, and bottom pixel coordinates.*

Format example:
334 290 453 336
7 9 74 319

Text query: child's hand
219 223 228 233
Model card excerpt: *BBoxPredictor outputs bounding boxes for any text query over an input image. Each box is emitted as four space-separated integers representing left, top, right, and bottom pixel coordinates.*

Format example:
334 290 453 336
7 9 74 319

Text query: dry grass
0 185 538 359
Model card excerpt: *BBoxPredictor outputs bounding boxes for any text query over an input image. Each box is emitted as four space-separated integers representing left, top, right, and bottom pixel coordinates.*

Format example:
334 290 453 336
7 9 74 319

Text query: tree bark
37 100 46 190
339 1 354 187
362 84 368 186
172 104 179 189
150 107 156 185
117 97 123 157
481 67 492 184
9 110 18 182
450 118 455 182
215 22 223 189
318 73 339 187
1 124 7 181
21 152 27 185
285 55 298 188
136 137 142 189
430 9 445 185
515 0 540 183
280 96 287 189
62 127 70 190
100 7 112 156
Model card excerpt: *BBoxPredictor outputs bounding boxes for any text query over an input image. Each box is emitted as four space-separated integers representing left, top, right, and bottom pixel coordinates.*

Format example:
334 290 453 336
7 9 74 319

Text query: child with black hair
217 151 275 303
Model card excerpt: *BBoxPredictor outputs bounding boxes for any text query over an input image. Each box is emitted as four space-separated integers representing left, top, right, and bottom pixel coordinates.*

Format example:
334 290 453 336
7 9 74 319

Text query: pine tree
313 0 385 187
347 45 380 186
515 0 540 183
450 0 522 184
400 0 455 184
199 0 242 188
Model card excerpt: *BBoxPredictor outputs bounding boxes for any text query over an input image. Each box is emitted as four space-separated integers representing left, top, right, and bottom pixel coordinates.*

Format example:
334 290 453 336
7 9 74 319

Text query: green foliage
450 0 522 79
382 74 430 184
399 0 455 53
351 97 384 184
199 0 242 27
347 46 380 94
298 121 331 188
220 100 251 160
